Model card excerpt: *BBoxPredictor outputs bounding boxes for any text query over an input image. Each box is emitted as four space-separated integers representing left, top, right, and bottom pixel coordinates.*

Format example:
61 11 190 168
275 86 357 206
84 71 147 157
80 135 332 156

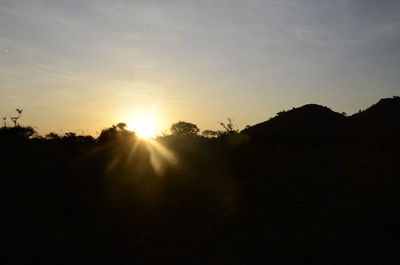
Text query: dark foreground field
2 97 400 265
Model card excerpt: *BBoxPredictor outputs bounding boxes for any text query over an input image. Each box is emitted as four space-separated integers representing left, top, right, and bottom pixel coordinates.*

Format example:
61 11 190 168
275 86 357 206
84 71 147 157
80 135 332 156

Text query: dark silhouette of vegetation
170 121 200 136
97 122 135 142
202 129 218 138
9 108 23 126
3 97 400 265
45 132 61 140
0 125 36 139
218 117 239 136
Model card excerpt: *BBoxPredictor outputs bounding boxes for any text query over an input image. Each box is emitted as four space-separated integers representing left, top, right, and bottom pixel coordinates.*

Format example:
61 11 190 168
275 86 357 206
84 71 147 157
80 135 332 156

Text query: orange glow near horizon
127 115 157 139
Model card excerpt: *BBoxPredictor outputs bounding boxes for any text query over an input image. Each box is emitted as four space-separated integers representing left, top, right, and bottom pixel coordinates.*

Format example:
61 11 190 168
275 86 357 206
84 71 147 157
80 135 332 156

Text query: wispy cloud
1 0 400 134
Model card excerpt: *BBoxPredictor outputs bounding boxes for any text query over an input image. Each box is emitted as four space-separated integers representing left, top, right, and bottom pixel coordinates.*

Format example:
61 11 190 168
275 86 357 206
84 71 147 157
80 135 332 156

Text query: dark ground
2 97 400 265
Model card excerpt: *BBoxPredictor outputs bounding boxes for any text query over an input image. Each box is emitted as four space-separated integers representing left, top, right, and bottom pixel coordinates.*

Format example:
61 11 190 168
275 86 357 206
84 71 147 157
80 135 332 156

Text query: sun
128 116 157 139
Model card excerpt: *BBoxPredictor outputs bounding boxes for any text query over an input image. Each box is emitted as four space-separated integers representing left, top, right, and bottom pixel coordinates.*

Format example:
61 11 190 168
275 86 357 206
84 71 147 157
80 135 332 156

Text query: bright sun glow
128 116 157 139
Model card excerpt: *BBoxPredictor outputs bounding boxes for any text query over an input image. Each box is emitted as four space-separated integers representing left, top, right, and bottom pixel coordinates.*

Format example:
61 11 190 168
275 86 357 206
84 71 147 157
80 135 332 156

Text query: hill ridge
243 97 400 140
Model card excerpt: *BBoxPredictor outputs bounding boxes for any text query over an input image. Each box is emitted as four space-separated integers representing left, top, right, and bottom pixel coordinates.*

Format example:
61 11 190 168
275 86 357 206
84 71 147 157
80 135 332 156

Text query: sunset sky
1 0 400 135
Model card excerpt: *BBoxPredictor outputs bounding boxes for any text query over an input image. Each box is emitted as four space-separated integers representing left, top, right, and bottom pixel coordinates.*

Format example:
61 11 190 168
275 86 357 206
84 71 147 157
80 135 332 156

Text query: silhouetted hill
349 97 400 127
343 97 400 144
242 97 400 145
352 97 400 120
243 104 344 142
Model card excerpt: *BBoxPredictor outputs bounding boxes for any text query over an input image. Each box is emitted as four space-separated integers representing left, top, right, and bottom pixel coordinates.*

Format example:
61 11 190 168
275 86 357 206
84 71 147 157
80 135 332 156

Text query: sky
1 0 400 135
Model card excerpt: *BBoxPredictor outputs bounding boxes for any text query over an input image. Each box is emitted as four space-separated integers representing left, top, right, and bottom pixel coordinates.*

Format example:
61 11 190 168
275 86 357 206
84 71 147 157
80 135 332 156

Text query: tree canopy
170 121 200 136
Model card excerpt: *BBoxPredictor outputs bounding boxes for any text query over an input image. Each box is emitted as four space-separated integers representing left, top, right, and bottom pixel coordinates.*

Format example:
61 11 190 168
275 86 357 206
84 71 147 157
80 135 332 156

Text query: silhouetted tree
202 130 218 138
64 132 77 138
10 116 20 127
217 118 238 136
276 110 286 116
9 108 23 127
45 132 61 140
170 121 200 136
97 122 135 143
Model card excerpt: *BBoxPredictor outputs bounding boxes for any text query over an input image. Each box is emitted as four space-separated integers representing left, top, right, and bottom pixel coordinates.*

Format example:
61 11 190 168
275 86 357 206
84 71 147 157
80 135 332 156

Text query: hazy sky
1 0 400 135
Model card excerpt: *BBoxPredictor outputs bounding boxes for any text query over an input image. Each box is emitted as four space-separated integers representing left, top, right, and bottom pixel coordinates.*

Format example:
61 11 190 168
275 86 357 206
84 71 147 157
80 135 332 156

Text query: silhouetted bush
0 125 36 140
